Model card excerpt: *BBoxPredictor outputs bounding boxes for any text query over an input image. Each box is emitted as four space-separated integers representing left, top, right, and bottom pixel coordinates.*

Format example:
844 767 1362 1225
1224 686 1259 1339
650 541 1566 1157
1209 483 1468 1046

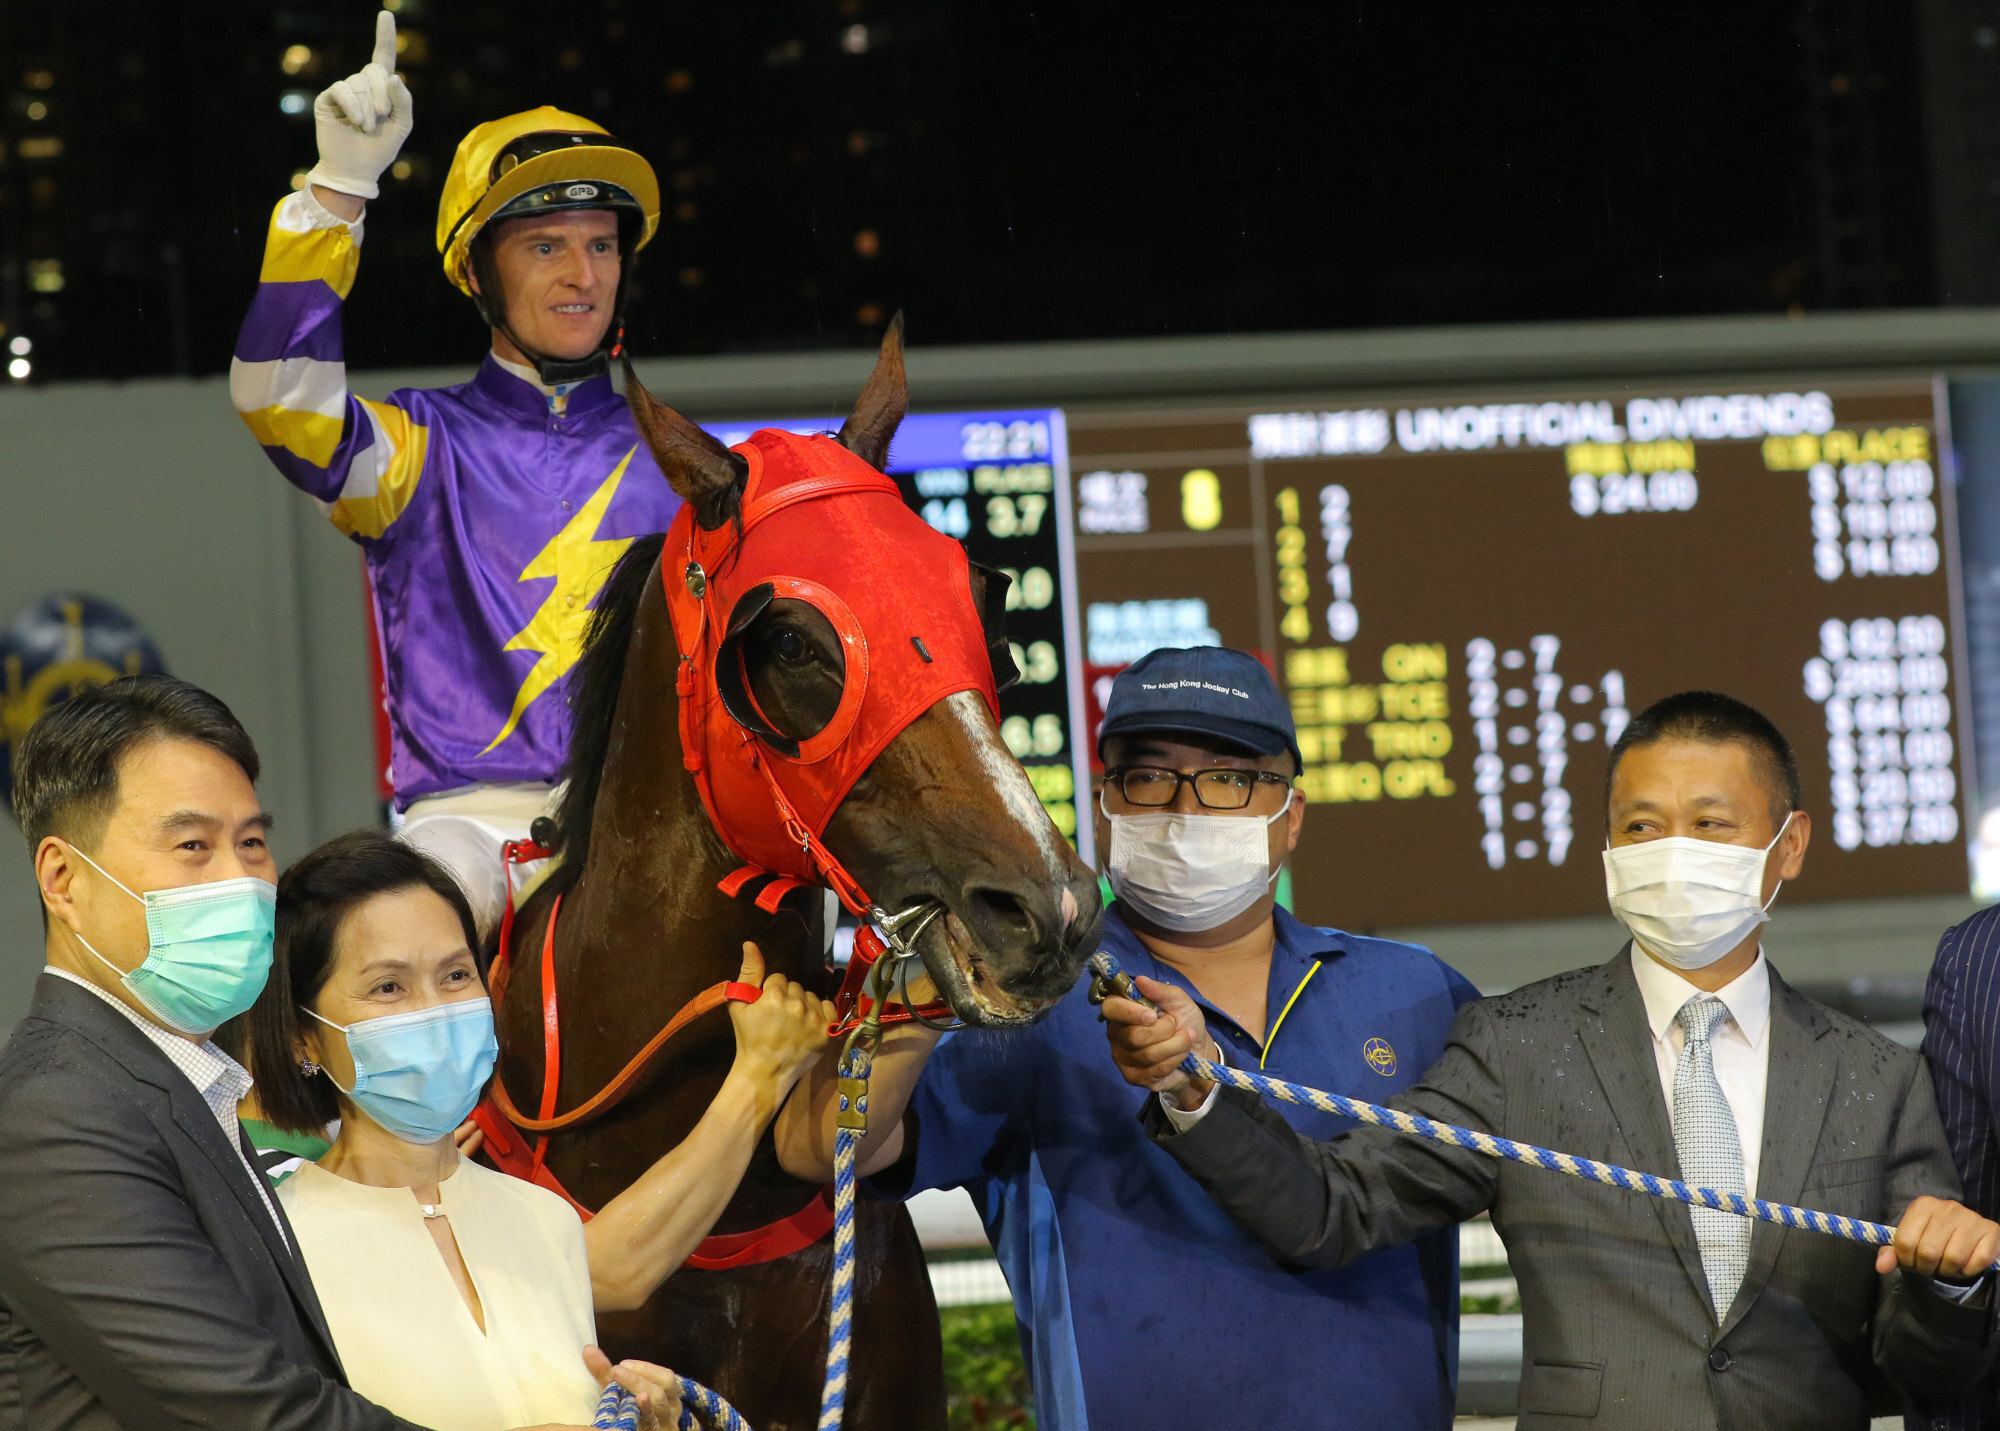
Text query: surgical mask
304 1000 498 1145
1602 813 1794 972
68 846 275 1036
1102 787 1288 933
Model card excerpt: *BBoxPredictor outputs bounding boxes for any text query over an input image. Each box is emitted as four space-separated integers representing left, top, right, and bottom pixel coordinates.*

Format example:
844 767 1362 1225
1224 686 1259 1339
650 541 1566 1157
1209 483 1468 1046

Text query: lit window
18 136 62 159
25 71 53 90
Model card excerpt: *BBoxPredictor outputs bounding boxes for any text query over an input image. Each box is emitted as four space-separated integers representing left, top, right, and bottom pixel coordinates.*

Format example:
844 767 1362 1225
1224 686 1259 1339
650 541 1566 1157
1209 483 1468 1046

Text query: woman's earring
299 1057 320 1076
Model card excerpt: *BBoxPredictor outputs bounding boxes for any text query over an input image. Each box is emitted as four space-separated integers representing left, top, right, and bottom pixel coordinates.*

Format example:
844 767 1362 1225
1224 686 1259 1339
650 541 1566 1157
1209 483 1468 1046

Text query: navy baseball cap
1098 646 1301 774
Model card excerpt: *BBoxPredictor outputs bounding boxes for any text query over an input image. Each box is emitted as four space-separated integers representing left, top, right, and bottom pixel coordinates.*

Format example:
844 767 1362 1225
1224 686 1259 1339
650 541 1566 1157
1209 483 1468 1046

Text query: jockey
231 12 683 938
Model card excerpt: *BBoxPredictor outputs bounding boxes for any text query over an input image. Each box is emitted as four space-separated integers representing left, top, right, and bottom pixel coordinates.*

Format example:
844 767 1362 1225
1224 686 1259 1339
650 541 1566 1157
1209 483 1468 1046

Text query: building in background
10 0 2000 383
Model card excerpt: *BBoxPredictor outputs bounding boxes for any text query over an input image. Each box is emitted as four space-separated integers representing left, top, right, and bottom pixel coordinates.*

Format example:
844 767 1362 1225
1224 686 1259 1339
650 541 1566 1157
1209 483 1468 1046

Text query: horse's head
624 320 1103 1027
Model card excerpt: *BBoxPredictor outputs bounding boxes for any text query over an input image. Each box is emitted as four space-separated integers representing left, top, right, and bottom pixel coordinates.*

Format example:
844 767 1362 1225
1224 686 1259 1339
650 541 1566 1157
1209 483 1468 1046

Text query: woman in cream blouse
245 831 836 1431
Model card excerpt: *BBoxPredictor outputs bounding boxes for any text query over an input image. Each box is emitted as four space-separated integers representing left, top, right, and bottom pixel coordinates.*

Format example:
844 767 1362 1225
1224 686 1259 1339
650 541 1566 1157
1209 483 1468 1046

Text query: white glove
304 11 413 201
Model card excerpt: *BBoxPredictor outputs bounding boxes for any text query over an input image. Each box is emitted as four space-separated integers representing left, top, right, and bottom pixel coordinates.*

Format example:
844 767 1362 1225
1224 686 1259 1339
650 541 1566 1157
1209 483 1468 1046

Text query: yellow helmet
435 106 660 299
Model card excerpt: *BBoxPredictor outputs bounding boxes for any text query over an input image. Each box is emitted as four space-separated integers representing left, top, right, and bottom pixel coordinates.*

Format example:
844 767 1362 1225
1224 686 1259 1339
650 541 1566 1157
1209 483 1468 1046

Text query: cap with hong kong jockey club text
1097 646 1302 775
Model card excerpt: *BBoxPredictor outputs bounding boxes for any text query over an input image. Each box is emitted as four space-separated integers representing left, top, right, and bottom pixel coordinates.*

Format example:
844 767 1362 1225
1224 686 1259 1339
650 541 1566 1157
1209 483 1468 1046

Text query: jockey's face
479 209 622 363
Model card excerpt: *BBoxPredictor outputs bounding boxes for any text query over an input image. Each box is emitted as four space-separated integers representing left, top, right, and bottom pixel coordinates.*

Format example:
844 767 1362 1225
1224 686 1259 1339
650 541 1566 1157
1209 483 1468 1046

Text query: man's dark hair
1606 690 1801 824
12 675 260 851
248 829 482 1136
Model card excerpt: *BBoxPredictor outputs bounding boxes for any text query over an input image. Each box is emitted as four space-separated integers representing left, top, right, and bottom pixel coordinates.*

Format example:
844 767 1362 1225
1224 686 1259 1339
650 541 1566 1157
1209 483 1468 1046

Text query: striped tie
1673 995 1750 1318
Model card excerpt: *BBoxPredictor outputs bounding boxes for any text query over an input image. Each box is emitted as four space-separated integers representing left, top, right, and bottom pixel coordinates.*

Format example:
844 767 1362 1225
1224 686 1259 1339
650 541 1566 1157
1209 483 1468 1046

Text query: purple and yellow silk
230 192 683 807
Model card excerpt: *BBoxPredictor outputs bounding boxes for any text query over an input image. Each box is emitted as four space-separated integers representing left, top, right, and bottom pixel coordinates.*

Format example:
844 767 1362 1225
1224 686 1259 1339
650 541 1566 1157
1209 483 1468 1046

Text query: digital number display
704 410 1090 857
1065 379 1969 926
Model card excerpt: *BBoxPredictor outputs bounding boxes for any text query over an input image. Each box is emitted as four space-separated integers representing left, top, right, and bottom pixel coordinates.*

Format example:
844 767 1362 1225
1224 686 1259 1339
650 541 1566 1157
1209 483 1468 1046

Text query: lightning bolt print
481 447 638 755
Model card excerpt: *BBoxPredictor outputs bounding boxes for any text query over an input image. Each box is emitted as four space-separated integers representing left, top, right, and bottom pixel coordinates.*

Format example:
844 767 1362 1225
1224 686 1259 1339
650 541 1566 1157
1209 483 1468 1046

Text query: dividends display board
1059 378 1970 926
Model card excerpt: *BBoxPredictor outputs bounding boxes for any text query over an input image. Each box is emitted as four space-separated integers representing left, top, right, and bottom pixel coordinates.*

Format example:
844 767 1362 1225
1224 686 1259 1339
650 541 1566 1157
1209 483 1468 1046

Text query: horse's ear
623 360 747 531
837 311 907 472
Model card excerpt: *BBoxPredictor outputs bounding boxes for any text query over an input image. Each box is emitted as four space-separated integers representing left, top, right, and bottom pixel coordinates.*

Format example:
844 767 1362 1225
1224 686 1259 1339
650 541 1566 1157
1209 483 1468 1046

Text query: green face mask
69 846 276 1037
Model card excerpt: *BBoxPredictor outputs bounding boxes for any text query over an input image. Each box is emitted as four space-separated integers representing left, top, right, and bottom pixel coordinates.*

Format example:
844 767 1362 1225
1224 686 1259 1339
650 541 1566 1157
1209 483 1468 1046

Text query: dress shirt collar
42 965 254 1107
1629 942 1772 1049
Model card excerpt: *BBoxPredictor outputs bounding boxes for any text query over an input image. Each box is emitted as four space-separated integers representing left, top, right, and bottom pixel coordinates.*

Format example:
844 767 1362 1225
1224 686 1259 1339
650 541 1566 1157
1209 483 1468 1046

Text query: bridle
662 427 1015 1032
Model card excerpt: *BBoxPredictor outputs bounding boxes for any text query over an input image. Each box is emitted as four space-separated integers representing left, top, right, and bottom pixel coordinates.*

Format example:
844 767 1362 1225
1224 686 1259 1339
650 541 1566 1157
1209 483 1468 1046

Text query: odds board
1060 379 1969 925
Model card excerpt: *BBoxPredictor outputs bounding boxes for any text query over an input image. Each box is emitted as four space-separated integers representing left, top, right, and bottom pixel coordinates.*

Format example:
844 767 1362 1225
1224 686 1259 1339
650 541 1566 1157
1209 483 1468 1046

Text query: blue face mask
305 999 498 1145
70 846 276 1037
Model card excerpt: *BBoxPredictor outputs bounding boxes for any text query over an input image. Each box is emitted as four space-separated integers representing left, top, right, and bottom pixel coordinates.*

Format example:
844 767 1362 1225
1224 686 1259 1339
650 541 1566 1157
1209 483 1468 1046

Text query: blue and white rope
1191 1048 1899 1248
591 1375 749 1431
820 1038 872 1431
1087 953 1913 1254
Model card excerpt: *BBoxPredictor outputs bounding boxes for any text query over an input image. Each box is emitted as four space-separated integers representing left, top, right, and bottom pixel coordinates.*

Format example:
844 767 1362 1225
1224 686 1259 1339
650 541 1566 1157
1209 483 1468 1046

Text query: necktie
1673 995 1749 1318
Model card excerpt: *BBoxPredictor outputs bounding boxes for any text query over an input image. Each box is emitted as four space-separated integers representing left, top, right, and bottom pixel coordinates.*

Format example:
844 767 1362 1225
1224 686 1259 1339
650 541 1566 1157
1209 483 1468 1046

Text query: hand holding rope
1087 952 2000 1270
591 1373 747 1431
593 903 941 1431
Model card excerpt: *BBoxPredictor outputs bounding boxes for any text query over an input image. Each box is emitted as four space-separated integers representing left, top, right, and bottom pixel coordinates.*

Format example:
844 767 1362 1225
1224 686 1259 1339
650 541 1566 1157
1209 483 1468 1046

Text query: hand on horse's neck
318 1107 459 1204
1130 899 1279 1046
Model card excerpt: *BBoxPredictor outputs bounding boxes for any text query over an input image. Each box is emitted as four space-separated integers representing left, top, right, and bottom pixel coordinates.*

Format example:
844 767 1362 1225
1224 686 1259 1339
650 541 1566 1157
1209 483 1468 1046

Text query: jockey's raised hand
305 10 413 202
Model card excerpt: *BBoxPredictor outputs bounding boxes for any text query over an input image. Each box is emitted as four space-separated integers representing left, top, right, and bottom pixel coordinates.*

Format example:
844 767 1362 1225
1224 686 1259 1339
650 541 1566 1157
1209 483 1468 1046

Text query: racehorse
488 323 1104 1430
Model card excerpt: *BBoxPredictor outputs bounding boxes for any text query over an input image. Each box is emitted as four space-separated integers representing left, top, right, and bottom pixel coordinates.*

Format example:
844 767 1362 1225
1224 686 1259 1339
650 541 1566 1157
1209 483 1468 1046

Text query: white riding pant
395 781 559 943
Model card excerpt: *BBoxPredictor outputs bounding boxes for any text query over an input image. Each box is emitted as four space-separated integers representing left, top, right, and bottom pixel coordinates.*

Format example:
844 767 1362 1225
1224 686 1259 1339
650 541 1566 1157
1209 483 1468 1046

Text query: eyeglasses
1103 765 1293 811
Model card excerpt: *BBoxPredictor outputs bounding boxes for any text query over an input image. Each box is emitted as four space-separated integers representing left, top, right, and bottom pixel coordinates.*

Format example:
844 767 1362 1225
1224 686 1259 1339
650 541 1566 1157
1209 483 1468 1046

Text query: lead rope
819 939 905 1429
592 1375 747 1431
1084 952 1985 1263
587 929 916 1431
820 1049 868 1431
593 909 933 1431
820 903 946 1430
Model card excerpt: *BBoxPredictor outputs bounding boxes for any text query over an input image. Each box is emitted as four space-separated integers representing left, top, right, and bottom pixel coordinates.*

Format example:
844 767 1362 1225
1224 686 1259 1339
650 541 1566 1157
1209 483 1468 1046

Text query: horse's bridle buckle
1085 951 1152 1020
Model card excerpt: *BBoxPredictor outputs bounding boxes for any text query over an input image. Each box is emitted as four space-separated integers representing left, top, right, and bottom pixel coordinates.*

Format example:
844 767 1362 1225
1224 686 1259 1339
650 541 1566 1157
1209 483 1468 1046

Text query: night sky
0 0 1935 381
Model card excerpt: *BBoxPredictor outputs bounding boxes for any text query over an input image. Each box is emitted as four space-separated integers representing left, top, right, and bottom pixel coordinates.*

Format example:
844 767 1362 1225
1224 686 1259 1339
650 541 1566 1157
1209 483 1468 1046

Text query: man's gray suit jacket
0 972 426 1430
1145 949 1997 1430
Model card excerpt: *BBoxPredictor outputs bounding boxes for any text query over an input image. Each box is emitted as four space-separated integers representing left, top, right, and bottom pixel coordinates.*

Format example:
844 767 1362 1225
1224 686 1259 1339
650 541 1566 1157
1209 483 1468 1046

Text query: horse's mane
548 531 669 890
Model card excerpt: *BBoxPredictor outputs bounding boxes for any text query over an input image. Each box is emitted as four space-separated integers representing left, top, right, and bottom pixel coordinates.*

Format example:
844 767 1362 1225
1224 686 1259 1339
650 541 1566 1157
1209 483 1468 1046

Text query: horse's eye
774 628 811 665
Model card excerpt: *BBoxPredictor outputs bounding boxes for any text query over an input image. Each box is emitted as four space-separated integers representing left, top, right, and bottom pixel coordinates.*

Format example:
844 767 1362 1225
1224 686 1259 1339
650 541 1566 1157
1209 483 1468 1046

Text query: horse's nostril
963 886 1039 949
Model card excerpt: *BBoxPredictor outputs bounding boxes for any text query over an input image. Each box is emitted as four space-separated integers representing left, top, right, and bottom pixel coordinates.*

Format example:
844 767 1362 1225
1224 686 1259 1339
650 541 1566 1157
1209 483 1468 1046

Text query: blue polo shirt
871 905 1481 1430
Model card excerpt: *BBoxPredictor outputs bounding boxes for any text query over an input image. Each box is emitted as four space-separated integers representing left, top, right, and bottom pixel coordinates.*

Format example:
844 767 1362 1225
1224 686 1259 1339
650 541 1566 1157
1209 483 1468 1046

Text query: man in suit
1105 689 2000 1430
0 676 621 1430
1920 876 2000 1427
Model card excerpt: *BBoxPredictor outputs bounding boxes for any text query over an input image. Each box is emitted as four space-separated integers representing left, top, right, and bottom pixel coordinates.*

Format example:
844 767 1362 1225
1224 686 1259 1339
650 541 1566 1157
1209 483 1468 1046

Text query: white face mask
1102 786 1288 933
1602 813 1794 972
